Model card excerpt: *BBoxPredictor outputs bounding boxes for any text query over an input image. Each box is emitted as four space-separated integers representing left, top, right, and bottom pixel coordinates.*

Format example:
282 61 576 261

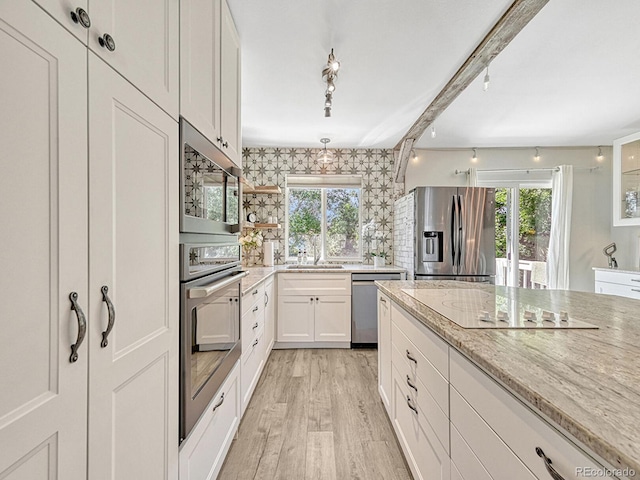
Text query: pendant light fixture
322 48 340 117
472 148 478 162
597 146 604 162
431 125 436 138
534 147 541 162
317 138 334 164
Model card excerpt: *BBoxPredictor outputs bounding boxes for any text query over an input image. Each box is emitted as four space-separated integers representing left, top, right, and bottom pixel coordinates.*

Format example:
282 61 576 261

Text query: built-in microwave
180 118 242 235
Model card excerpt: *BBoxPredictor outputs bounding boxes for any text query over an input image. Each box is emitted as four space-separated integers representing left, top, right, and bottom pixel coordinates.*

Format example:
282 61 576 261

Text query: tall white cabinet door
378 293 392 413
180 0 221 144
88 0 179 119
314 296 352 342
0 3 88 479
31 0 89 43
264 279 276 353
88 54 179 480
277 296 314 342
220 0 242 167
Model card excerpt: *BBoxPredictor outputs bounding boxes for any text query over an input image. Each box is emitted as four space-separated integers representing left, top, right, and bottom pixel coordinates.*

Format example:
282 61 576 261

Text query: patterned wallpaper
242 147 395 265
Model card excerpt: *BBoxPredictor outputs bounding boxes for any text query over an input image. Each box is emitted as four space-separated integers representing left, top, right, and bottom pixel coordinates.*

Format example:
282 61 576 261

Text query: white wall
405 147 640 292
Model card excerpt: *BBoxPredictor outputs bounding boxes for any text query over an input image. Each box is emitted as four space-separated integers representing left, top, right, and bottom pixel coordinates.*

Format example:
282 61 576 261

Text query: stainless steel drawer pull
406 396 418 414
380 297 387 304
253 305 259 313
252 322 259 330
406 375 418 392
252 289 259 295
253 338 259 347
212 393 225 413
406 350 417 364
536 447 565 480
632 279 640 282
632 288 640 293
100 286 116 348
265 292 269 306
69 292 87 363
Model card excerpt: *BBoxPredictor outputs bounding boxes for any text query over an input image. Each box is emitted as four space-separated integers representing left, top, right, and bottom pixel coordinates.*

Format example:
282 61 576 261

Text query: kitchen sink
285 264 345 269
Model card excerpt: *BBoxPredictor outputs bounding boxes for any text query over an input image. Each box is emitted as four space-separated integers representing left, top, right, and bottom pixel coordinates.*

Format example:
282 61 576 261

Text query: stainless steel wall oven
179 242 246 443
180 118 242 235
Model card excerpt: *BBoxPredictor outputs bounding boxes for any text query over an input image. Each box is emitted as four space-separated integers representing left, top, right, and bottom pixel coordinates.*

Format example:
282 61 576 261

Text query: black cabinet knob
98 33 116 52
70 7 91 28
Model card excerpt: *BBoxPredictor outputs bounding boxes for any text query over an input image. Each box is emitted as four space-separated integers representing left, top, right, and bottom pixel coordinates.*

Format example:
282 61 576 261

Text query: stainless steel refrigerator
412 186 495 281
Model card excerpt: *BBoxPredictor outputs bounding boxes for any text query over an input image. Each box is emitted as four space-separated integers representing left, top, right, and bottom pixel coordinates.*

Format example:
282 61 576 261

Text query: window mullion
321 189 327 261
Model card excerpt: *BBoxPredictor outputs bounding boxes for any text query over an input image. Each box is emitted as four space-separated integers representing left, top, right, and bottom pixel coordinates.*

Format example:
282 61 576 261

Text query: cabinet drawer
392 361 449 454
450 350 604 480
278 273 350 296
451 387 535 480
241 299 264 352
242 282 265 316
594 270 640 286
241 328 265 412
391 302 448 379
391 369 450 480
451 424 494 480
595 280 640 299
179 362 240 480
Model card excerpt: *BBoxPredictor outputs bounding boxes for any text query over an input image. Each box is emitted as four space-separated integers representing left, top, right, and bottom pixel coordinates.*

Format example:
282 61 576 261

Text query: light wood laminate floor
218 349 412 480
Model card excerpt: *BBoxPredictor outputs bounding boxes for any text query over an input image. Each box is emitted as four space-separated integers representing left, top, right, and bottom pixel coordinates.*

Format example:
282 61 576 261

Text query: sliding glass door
495 186 552 288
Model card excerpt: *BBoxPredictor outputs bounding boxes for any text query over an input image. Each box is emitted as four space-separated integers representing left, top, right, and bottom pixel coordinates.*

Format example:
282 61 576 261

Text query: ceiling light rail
454 166 601 175
322 48 341 117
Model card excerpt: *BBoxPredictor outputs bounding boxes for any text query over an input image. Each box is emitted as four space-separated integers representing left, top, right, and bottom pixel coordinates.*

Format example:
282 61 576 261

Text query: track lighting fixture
534 147 540 162
318 138 334 164
431 126 436 138
483 66 490 92
472 148 478 162
597 146 604 162
322 48 340 117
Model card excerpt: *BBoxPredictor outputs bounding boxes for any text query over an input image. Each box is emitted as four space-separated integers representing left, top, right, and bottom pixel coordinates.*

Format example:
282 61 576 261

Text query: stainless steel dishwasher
351 272 403 347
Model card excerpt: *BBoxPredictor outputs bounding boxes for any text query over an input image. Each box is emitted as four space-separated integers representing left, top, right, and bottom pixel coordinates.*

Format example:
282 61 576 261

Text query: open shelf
242 180 282 195
254 223 281 229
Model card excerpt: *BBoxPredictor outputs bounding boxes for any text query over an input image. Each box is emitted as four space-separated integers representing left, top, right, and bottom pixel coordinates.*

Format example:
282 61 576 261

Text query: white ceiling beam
393 0 549 181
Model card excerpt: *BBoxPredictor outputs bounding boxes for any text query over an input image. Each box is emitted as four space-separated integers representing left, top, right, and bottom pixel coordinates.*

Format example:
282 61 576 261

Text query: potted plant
239 229 263 266
371 251 387 267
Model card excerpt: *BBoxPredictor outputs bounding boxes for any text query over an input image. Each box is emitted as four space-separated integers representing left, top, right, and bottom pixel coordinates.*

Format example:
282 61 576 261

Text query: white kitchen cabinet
378 291 392 415
0 3 88 477
314 295 352 341
594 269 640 300
277 273 351 346
277 296 315 342
264 277 276 354
241 328 265 413
179 362 240 480
88 52 179 480
180 0 241 167
0 4 179 479
35 0 179 119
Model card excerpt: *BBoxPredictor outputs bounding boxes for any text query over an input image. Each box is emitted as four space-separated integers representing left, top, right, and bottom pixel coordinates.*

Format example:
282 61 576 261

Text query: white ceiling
227 0 640 149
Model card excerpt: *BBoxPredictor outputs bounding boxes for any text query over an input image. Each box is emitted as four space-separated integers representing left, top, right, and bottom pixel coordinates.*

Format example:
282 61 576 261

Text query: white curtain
468 168 478 186
547 165 573 289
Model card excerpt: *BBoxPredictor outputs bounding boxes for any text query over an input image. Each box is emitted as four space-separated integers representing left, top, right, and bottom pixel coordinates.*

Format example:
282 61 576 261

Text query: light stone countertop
240 264 406 296
375 280 640 477
593 267 640 275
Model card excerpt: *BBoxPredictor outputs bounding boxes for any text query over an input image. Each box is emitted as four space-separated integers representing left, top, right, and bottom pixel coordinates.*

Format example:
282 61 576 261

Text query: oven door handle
188 271 249 299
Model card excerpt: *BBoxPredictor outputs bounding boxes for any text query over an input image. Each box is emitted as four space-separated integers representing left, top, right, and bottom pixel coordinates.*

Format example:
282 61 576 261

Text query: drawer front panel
242 282 265 316
391 322 449 414
392 370 450 480
391 302 448 379
595 280 640 299
450 350 604 480
594 270 640 286
241 327 265 410
392 361 449 454
277 273 350 296
451 424 494 480
450 387 536 480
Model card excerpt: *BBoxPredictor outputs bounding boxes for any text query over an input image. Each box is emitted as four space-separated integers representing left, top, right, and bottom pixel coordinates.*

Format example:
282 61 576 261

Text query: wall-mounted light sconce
597 146 604 162
534 147 541 162
322 48 340 117
471 148 478 163
431 126 436 138
411 149 418 163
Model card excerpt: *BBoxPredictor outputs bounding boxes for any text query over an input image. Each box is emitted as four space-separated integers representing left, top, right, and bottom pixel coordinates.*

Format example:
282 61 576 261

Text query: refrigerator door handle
457 194 463 271
450 195 457 267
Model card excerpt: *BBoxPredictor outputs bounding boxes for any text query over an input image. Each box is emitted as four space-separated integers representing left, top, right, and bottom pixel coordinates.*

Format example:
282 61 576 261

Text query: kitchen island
376 280 640 479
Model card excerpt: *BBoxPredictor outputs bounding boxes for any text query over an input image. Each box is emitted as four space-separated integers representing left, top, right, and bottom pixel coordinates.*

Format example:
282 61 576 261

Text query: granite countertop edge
375 280 640 477
240 264 406 296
